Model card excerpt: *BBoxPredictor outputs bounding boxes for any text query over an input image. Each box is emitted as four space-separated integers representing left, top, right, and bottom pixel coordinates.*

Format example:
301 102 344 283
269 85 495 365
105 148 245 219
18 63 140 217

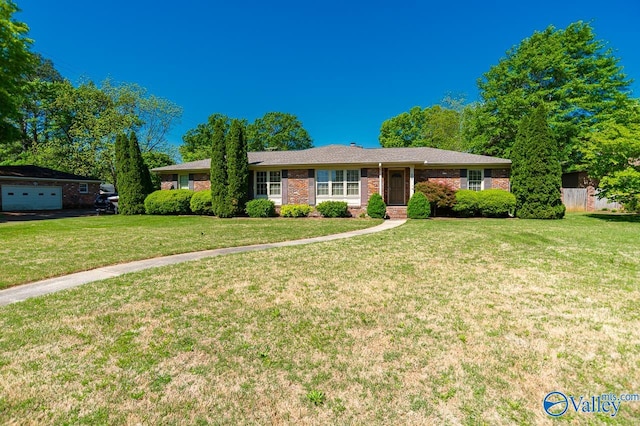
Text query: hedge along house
152 144 511 218
0 165 101 211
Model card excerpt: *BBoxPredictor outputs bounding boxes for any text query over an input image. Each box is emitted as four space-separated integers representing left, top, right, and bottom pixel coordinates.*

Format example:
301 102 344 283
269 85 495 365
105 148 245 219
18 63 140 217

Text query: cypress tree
226 119 249 216
512 104 565 219
119 132 151 215
114 133 129 195
210 117 229 217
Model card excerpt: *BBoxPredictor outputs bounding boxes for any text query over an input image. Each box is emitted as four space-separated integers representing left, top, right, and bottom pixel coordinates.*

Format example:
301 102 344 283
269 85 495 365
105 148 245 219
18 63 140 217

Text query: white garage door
1 185 62 211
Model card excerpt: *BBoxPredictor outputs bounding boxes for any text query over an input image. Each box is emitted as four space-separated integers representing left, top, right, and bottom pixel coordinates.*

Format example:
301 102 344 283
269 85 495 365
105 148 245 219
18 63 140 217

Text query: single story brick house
152 144 511 217
0 165 101 211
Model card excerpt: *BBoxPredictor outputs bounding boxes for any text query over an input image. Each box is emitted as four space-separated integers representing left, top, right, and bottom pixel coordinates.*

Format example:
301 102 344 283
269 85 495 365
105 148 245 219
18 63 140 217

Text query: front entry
388 170 405 205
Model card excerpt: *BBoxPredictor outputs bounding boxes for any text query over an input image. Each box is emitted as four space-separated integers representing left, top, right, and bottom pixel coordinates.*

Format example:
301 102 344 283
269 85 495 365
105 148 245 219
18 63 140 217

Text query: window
255 171 281 197
79 183 88 193
468 169 483 191
316 169 360 197
179 174 189 190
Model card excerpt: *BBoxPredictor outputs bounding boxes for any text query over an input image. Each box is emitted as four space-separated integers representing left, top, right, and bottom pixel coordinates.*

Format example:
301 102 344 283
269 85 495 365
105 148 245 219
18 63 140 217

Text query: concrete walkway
0 220 406 307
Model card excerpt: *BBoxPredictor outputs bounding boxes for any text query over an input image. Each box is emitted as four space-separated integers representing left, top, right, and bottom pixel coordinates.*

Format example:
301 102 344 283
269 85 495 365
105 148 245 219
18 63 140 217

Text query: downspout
378 163 383 196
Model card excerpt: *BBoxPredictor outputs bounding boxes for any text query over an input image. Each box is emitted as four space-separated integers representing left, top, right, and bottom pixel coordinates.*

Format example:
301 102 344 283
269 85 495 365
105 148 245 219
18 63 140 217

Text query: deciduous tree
180 113 230 162
0 0 34 145
379 105 463 151
246 112 312 151
468 22 632 171
581 107 640 211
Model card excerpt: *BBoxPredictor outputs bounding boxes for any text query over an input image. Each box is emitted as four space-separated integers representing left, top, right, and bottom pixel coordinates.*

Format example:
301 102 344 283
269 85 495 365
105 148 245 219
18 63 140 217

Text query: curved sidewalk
0 219 406 307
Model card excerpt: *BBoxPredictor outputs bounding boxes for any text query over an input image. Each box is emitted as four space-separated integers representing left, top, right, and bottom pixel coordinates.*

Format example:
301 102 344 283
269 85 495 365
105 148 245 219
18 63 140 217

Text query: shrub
477 189 516 218
144 189 194 215
245 199 276 218
280 204 313 217
366 193 386 219
414 181 456 216
406 191 431 219
453 190 480 217
190 190 213 215
316 201 349 218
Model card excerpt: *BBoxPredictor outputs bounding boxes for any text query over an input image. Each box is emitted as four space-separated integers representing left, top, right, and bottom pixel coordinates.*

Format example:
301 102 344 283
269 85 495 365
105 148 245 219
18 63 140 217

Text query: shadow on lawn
586 213 640 223
0 209 97 223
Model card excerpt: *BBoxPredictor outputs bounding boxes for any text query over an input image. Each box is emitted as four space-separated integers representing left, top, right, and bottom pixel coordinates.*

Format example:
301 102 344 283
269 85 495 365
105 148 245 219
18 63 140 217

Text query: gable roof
0 165 100 182
152 145 511 172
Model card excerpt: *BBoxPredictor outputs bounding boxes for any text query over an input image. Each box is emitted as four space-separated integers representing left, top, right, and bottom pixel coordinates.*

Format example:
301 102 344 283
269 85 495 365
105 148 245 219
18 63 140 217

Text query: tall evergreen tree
119 132 151 215
114 133 128 194
226 119 249 216
511 104 565 219
210 117 229 217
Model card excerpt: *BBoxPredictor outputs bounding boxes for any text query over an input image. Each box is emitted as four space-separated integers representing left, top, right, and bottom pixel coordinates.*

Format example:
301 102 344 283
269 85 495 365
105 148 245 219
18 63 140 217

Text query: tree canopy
378 105 463 150
246 112 312 152
467 21 633 171
0 0 34 144
581 102 640 211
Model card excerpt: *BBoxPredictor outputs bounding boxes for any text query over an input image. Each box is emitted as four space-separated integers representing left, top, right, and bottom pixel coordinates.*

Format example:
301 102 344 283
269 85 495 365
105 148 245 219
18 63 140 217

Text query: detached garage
0 166 101 211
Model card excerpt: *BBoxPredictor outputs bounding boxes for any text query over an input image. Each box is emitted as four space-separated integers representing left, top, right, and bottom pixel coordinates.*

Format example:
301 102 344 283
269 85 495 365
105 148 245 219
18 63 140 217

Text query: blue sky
19 0 640 150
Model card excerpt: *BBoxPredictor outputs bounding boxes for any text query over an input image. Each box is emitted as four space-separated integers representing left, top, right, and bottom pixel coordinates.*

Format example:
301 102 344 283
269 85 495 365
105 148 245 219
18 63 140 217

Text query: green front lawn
0 215 381 289
0 214 639 424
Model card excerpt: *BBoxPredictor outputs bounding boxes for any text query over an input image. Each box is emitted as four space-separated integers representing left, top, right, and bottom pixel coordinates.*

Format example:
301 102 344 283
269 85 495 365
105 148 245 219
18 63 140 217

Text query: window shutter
460 169 468 190
484 169 492 189
188 174 194 190
308 169 315 205
281 170 288 204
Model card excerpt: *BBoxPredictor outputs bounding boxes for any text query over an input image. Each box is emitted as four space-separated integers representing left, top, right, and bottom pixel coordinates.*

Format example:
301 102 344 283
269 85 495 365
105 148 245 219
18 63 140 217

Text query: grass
0 215 381 289
0 214 639 424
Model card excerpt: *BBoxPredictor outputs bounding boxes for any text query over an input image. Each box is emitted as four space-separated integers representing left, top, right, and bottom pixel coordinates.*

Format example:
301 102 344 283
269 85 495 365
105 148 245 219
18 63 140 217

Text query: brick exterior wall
160 174 176 190
0 179 99 209
415 168 461 190
287 169 309 204
193 173 210 191
366 168 380 201
490 168 510 191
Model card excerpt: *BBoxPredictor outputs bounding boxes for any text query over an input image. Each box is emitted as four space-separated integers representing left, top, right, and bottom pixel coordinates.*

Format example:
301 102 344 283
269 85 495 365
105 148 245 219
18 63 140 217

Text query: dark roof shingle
152 145 511 172
0 165 100 181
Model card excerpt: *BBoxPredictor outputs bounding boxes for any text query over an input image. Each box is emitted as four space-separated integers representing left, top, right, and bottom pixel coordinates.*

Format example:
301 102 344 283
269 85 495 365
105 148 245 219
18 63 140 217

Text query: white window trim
315 168 360 203
468 169 484 191
78 183 88 194
254 170 282 205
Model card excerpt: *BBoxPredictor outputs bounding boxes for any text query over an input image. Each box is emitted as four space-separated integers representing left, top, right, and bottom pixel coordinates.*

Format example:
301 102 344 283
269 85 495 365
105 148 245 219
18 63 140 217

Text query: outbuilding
0 165 101 211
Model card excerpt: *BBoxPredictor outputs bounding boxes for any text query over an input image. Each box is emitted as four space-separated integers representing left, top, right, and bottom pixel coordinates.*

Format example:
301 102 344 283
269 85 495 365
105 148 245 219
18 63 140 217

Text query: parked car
95 193 117 214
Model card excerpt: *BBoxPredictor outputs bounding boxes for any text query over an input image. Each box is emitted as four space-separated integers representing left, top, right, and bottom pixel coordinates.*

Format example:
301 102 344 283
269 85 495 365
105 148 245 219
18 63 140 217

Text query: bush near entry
414 181 456 216
144 190 194 215
316 201 350 218
407 191 431 219
245 199 276 218
453 190 480 217
366 193 387 219
477 189 516 218
280 204 313 217
190 190 213 215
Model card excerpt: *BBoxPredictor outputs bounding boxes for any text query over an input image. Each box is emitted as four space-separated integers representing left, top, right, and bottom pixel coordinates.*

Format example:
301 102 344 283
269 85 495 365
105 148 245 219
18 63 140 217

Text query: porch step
386 206 407 219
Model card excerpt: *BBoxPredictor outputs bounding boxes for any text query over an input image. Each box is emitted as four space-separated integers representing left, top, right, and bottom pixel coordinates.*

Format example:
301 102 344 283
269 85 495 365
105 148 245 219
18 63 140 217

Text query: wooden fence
561 188 622 212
